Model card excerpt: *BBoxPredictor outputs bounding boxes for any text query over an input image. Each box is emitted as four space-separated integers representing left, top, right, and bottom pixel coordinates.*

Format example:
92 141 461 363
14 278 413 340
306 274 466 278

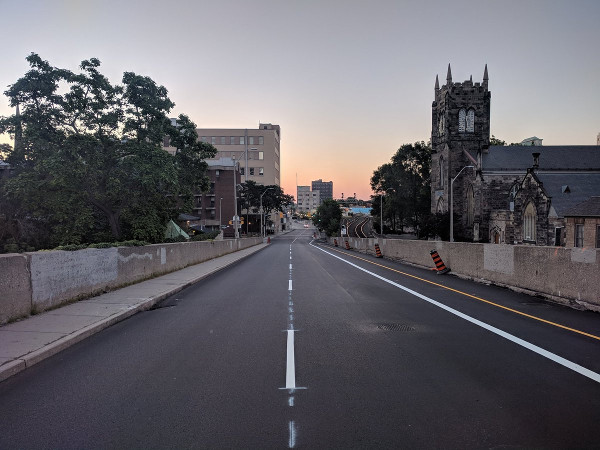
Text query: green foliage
371 141 431 235
0 53 216 250
54 244 89 251
190 231 220 241
239 180 294 215
312 199 342 237
490 135 506 146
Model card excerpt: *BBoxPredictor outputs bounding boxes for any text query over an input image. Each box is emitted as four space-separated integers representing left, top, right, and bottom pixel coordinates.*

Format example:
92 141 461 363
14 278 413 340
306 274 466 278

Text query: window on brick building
509 183 518 212
250 167 254 176
249 136 255 145
458 109 466 132
575 224 584 248
523 202 536 242
230 137 236 145
259 136 264 145
466 109 475 133
259 167 264 176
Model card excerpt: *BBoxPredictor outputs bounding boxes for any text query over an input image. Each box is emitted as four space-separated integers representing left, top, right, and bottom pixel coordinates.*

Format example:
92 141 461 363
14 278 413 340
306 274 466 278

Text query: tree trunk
89 197 122 240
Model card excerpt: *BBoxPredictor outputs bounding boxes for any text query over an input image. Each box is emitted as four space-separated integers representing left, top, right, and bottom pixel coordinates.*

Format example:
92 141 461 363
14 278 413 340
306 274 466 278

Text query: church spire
446 63 452 84
435 74 439 91
483 64 488 87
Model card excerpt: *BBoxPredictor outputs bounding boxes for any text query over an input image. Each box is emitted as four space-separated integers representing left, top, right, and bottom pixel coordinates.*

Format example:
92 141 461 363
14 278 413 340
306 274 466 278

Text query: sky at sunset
1 0 598 201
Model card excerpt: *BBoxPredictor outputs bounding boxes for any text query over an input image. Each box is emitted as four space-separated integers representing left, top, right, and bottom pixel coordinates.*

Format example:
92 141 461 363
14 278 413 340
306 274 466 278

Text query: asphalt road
1 229 600 448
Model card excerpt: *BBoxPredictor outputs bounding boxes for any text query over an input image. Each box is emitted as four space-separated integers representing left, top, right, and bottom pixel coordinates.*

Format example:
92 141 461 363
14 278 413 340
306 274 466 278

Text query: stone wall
328 237 600 311
0 238 262 324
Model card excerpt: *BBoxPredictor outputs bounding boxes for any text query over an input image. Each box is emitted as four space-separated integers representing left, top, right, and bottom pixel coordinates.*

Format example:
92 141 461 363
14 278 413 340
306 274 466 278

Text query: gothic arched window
436 196 444 213
439 156 445 188
523 202 537 242
466 184 474 226
508 183 518 211
466 109 475 132
458 109 466 132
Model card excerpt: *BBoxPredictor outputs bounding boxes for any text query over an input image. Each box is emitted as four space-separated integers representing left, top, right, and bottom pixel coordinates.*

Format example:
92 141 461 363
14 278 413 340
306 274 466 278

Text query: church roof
562 196 600 217
536 173 600 217
482 146 600 171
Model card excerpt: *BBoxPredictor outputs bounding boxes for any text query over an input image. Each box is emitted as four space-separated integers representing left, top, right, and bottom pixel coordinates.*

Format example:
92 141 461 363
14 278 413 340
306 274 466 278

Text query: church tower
431 64 490 240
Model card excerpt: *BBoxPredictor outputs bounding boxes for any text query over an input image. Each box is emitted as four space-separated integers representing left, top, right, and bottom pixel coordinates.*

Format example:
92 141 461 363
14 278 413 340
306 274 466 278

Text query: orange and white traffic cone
429 250 450 274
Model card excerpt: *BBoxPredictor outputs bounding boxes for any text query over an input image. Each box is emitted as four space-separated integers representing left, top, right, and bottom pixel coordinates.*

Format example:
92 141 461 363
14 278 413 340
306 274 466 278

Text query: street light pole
450 165 474 242
380 193 383 236
233 160 239 239
260 187 274 238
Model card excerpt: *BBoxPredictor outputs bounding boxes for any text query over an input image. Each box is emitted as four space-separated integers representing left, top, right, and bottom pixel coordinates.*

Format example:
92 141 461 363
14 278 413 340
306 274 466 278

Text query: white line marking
290 264 293 270
288 280 293 291
289 420 296 448
310 243 600 385
286 330 296 389
288 396 294 407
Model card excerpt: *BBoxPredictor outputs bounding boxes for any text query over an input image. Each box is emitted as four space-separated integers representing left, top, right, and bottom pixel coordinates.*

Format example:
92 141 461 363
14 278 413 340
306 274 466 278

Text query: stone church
430 64 600 245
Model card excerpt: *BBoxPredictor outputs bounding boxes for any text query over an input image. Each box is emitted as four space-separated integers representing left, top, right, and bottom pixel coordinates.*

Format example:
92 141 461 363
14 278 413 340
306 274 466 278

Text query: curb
0 244 267 383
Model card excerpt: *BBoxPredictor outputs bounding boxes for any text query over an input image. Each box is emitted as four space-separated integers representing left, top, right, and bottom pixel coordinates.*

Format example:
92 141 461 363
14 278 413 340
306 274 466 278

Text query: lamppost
260 187 274 238
232 160 240 239
450 165 474 242
380 193 383 236
219 197 222 233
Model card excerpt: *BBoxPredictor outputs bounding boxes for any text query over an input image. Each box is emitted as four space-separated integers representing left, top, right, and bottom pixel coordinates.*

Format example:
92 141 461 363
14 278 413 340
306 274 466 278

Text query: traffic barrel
375 243 383 258
334 239 338 247
429 250 450 274
345 240 352 250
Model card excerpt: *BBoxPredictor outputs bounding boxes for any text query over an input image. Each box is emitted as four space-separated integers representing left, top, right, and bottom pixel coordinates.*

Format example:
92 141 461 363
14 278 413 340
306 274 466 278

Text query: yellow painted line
323 244 600 342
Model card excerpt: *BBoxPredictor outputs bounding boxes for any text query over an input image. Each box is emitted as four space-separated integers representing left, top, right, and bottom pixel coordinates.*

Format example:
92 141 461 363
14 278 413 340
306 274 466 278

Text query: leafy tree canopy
312 198 342 237
0 53 216 249
370 141 431 236
239 180 294 216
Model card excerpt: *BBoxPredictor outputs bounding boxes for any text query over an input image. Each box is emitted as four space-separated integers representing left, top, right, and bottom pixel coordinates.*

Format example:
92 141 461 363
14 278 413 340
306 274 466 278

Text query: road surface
1 229 599 448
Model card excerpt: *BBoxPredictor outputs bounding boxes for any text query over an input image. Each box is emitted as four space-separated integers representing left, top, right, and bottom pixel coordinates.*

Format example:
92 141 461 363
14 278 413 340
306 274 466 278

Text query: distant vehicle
303 224 309 228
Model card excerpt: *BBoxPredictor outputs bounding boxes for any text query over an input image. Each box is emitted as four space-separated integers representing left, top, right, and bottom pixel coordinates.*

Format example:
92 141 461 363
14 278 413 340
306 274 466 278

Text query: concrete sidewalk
0 242 268 382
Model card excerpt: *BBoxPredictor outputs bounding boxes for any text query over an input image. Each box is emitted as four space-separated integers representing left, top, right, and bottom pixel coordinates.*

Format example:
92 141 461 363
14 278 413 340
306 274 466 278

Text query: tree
0 53 216 249
370 141 431 236
239 180 294 233
490 135 506 146
312 199 342 236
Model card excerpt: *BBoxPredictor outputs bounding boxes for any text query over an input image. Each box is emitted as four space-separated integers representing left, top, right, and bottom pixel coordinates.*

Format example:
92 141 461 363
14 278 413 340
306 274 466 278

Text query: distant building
430 64 600 245
163 122 284 233
520 136 543 146
563 196 600 248
192 158 241 237
297 186 320 212
195 123 281 187
0 160 11 179
311 179 333 203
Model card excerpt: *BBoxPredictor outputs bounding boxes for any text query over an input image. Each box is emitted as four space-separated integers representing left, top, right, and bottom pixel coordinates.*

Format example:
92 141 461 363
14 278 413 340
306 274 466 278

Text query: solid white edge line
288 280 293 291
289 420 296 448
286 330 296 389
310 243 600 385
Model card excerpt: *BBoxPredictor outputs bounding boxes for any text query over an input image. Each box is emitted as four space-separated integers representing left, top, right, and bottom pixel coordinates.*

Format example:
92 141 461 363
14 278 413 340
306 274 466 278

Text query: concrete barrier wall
330 237 600 311
1 238 262 324
0 254 32 324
